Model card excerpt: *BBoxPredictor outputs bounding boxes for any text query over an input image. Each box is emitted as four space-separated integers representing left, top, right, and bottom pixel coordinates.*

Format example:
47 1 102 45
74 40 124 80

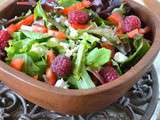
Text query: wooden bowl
0 0 160 115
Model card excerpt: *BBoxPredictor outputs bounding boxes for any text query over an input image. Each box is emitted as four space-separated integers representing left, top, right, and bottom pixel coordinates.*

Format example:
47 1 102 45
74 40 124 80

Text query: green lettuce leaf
5 38 36 61
76 68 95 89
19 39 36 53
80 32 100 46
47 38 60 48
12 32 25 40
5 31 50 62
68 67 95 89
29 43 48 59
86 48 111 69
73 43 86 79
22 31 51 41
35 59 47 78
79 33 100 51
5 40 22 61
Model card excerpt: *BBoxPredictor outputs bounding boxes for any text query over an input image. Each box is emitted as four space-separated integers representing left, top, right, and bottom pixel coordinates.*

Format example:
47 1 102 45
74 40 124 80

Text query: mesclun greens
1 0 151 89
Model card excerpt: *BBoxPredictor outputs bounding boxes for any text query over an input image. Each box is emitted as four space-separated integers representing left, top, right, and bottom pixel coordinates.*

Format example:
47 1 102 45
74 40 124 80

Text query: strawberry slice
32 24 48 33
60 0 91 15
10 58 24 71
46 68 57 86
108 12 123 26
48 30 66 40
0 30 11 41
47 50 55 66
7 14 34 34
70 23 89 29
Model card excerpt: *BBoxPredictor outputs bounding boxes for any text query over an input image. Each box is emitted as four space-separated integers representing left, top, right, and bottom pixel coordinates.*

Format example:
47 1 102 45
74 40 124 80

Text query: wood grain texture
0 0 160 115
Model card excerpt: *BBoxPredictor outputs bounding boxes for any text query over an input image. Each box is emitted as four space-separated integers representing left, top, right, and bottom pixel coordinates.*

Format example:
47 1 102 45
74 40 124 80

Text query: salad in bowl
0 0 151 90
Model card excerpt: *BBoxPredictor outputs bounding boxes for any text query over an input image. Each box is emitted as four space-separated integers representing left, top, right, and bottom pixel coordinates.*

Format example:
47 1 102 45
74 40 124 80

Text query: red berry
51 55 72 77
123 15 141 33
99 66 119 83
0 30 11 42
0 30 11 60
46 67 57 86
68 10 89 24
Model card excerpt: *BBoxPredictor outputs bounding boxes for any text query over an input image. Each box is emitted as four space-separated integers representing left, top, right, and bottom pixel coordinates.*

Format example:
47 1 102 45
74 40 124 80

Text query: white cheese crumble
69 26 78 38
55 78 69 89
101 37 108 42
20 25 33 32
64 20 69 27
60 42 78 57
114 52 128 63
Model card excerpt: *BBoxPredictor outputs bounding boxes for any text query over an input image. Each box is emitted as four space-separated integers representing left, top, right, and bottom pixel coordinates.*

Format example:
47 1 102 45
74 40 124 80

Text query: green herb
47 38 60 48
25 10 32 16
89 10 110 26
112 4 125 15
80 33 100 45
34 0 47 21
29 43 48 59
112 59 122 75
58 0 78 7
121 38 150 71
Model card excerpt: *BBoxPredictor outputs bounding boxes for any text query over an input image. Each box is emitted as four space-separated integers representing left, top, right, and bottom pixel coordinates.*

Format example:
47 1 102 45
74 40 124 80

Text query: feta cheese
55 17 61 23
60 42 78 57
60 42 69 49
55 78 69 89
65 46 78 57
34 20 44 26
64 20 69 27
69 26 78 38
21 25 33 32
101 37 108 42
114 52 128 63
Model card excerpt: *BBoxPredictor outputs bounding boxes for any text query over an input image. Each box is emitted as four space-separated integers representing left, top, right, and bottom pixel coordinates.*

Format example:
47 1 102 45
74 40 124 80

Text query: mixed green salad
0 0 151 89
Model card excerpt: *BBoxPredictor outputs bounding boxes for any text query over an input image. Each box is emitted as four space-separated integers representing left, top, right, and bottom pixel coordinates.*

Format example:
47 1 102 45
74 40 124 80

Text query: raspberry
68 10 89 24
51 55 72 77
0 30 11 60
99 66 119 83
123 15 141 33
0 30 11 42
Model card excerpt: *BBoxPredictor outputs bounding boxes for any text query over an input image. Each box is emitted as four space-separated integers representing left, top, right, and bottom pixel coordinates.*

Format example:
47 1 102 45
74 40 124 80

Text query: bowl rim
0 0 160 97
